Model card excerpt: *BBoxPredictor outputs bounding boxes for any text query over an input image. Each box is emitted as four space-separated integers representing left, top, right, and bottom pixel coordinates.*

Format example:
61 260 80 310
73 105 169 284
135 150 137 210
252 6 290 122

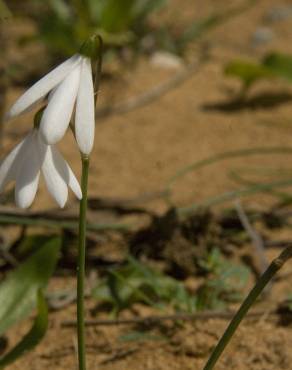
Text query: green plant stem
202 245 292 370
77 155 90 370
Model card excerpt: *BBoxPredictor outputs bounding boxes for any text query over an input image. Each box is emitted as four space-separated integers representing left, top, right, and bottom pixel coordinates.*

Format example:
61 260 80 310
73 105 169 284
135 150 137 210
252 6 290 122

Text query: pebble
250 27 275 47
150 51 184 70
264 5 292 23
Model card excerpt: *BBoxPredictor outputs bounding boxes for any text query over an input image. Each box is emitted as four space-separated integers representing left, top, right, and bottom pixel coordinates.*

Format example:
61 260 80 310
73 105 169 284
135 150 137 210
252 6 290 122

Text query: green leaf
131 0 168 20
263 53 292 82
16 234 56 257
38 16 78 56
176 1 256 54
88 0 107 23
196 249 250 310
90 28 134 46
92 256 196 313
286 293 292 311
48 0 71 21
0 236 60 336
97 0 167 35
0 0 11 20
224 60 274 88
0 290 48 368
100 0 136 33
224 53 292 90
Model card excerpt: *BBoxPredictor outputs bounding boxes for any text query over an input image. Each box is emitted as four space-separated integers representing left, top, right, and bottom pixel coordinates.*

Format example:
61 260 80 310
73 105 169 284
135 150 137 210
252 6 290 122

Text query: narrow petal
40 64 81 144
50 145 82 200
15 172 40 208
5 54 82 121
15 133 41 208
75 57 95 155
38 139 68 208
0 132 33 192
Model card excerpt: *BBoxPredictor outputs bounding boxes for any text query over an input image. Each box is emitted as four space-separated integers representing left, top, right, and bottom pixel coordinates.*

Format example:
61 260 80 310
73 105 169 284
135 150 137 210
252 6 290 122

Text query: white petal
15 172 40 208
49 143 82 200
75 57 95 154
38 141 68 208
5 54 82 121
40 64 81 145
0 132 33 192
15 133 42 208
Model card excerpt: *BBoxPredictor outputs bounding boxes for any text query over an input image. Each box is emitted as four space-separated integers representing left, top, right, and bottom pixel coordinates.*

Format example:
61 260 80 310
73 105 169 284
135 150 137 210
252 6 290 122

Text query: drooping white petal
75 57 95 155
15 132 42 208
5 54 82 121
0 132 33 192
40 64 81 145
50 145 82 200
37 138 68 208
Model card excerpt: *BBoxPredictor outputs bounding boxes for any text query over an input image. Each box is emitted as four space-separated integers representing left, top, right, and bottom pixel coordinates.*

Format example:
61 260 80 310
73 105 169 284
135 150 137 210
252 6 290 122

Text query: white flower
0 129 82 208
5 54 95 155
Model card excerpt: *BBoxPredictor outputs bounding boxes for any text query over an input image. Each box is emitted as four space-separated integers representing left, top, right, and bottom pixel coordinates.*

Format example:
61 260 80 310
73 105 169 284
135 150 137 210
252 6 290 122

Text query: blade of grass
178 178 292 215
203 245 292 370
109 269 159 309
229 166 292 178
0 0 11 20
166 147 292 194
0 237 60 336
229 169 292 201
0 290 48 369
178 0 256 51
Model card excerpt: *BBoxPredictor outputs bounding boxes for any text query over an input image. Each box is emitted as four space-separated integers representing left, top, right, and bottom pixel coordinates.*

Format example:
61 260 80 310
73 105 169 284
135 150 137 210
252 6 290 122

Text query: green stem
203 245 292 370
77 155 90 370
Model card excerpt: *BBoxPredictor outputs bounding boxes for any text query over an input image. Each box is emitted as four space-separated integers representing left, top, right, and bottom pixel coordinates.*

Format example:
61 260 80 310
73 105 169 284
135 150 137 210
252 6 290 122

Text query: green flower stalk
77 154 90 370
203 245 292 370
76 35 102 370
2 33 103 370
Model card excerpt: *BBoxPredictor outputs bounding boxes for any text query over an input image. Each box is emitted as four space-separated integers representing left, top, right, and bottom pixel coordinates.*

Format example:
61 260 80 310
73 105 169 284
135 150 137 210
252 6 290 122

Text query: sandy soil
2 0 292 369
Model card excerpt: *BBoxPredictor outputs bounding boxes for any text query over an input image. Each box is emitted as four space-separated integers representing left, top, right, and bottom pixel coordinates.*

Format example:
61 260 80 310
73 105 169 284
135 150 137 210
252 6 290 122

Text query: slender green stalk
203 245 292 370
77 155 90 370
76 34 102 370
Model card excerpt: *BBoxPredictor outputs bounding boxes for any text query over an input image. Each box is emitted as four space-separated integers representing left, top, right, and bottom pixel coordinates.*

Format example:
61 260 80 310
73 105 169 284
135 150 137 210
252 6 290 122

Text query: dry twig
61 308 284 328
235 200 269 273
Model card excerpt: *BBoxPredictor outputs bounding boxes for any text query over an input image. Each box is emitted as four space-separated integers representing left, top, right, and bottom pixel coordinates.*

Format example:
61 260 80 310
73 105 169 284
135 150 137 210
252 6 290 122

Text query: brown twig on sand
99 348 139 365
235 200 269 274
0 188 168 219
61 308 284 328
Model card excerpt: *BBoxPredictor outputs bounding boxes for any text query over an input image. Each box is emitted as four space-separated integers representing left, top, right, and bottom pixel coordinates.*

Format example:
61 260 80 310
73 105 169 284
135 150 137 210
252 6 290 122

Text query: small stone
264 5 292 23
251 27 275 47
150 51 184 70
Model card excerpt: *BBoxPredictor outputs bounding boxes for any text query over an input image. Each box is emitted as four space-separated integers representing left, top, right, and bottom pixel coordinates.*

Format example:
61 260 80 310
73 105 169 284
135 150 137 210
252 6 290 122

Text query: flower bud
79 35 102 60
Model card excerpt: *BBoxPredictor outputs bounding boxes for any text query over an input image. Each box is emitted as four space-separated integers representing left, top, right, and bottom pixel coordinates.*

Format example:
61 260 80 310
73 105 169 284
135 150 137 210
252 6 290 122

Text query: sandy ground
2 0 292 369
